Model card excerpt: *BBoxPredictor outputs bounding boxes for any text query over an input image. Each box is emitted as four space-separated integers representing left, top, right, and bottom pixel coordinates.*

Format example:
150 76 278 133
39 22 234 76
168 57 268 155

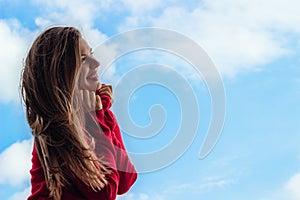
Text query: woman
21 26 137 200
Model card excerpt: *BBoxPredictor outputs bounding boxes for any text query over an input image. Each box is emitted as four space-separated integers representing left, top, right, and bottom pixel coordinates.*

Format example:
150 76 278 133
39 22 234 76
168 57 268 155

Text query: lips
87 72 99 81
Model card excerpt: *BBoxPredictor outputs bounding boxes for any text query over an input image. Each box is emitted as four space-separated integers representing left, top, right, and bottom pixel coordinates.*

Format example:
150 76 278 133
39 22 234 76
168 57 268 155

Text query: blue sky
1 0 300 199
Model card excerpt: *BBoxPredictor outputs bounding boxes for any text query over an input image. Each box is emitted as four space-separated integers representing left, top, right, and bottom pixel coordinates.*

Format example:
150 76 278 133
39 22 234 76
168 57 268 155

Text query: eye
81 56 87 63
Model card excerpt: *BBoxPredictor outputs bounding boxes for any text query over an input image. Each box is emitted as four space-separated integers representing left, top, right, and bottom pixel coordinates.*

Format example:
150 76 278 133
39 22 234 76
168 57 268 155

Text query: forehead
79 38 90 53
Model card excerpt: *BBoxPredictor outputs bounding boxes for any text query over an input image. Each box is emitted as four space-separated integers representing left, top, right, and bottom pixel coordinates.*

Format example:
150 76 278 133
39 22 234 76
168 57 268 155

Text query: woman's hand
79 83 113 112
98 84 114 104
79 83 101 111
80 89 102 111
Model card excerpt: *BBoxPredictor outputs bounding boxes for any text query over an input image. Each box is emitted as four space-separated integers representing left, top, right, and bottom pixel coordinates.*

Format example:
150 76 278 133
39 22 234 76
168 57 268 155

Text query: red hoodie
27 94 137 200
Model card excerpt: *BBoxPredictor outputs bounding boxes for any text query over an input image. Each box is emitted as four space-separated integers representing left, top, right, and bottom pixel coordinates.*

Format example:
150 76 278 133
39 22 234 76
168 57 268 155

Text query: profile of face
78 38 100 91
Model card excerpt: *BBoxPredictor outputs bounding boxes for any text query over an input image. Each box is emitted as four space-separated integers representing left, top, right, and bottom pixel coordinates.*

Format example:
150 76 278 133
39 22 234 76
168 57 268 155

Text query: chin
89 81 99 91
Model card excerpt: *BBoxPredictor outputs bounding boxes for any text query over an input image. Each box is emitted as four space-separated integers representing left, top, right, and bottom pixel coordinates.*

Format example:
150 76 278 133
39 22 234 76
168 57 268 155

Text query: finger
99 85 113 103
95 95 102 110
79 90 84 108
82 90 91 109
80 90 84 102
99 85 112 95
99 85 107 92
90 91 96 111
96 82 102 91
108 85 113 94
99 90 112 98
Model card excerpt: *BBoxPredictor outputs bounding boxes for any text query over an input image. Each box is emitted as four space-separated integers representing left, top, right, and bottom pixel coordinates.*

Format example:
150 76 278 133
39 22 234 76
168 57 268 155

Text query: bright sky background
1 0 300 199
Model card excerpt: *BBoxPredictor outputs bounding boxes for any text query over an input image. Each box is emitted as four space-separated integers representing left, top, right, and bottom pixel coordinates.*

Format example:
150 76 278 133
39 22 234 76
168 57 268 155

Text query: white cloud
0 139 33 186
122 0 162 14
32 0 109 46
32 0 97 27
284 173 300 200
0 19 31 103
9 187 30 200
118 0 300 77
260 172 300 200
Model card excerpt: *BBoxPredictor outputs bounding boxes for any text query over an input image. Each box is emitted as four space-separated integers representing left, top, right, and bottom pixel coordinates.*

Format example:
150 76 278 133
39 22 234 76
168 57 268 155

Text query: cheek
78 65 89 88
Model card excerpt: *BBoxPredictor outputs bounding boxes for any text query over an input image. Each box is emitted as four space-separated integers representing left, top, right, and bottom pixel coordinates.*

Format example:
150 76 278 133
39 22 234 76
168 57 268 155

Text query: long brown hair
21 27 108 200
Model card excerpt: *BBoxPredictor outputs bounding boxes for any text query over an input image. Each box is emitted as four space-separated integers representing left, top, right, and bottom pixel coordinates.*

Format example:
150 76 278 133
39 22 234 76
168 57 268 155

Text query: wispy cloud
162 177 236 195
119 176 236 200
118 192 164 200
119 0 300 77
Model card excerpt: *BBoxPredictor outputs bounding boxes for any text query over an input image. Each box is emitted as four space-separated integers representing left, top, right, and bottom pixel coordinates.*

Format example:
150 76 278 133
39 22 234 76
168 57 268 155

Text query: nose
88 56 100 69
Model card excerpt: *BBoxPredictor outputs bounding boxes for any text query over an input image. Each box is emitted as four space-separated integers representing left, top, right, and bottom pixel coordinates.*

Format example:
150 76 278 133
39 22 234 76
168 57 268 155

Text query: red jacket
28 94 137 200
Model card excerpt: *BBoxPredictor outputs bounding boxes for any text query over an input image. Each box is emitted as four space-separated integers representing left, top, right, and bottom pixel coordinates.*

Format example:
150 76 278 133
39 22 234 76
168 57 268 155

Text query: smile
87 73 99 81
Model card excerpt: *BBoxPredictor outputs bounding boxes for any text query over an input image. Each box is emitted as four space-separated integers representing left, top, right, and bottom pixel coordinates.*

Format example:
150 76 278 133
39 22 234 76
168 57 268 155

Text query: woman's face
78 38 100 91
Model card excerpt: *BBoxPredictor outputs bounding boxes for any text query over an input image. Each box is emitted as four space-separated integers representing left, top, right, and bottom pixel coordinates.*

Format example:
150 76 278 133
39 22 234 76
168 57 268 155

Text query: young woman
21 26 137 200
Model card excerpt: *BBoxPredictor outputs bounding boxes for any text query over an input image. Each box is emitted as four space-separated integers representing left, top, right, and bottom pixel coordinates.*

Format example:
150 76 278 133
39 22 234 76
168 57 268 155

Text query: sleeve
63 132 120 200
96 94 138 195
27 142 52 200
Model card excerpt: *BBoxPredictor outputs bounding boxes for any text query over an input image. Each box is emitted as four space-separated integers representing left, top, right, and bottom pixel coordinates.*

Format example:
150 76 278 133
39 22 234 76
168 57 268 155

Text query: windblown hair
21 27 108 200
